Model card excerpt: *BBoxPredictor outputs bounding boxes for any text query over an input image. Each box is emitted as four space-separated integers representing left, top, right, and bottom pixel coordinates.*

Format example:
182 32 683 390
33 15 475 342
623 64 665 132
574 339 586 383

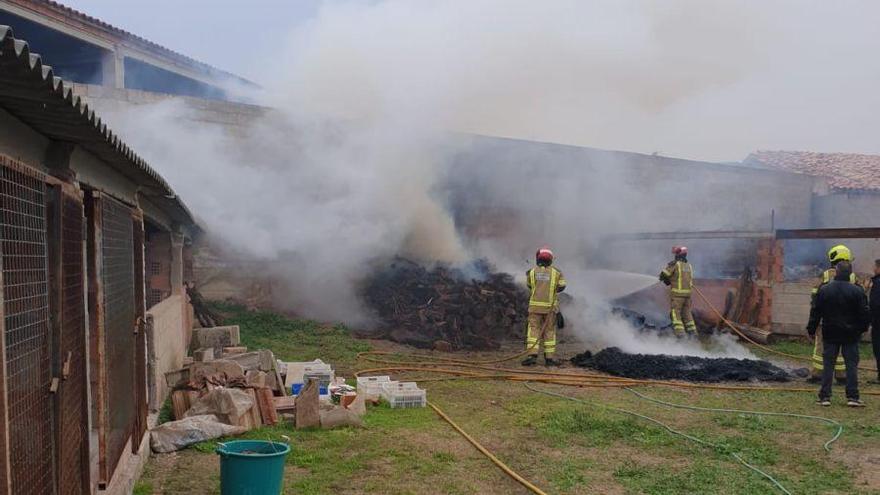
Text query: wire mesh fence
0 160 55 495
58 190 87 495
100 195 135 479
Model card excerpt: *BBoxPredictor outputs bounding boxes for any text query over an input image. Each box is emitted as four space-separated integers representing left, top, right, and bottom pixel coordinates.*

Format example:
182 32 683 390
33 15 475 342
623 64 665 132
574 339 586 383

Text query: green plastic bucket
217 440 290 495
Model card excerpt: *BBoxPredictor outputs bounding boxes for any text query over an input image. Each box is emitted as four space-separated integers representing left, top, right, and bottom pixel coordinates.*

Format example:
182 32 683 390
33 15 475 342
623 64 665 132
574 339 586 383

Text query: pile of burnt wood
362 258 529 350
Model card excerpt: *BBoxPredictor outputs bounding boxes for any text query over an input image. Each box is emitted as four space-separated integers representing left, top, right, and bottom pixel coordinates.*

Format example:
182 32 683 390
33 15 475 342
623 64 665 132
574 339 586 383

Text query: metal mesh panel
58 192 87 495
132 217 147 452
147 289 164 309
101 196 135 478
0 163 54 494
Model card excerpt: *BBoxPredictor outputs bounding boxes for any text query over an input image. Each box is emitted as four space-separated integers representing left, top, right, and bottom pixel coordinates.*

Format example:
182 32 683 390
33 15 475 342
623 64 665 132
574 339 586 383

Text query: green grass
183 399 443 494
157 396 174 425
614 459 777 495
549 458 593 491
211 302 371 372
764 339 875 362
539 406 674 449
132 480 153 495
614 455 864 495
136 307 880 494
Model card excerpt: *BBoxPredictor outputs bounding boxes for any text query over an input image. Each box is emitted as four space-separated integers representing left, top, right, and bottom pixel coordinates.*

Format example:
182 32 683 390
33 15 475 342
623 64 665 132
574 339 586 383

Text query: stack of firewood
362 258 528 350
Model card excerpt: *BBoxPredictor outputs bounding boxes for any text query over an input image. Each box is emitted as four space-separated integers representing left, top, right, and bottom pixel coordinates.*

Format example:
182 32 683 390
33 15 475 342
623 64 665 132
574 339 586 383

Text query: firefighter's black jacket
807 279 871 344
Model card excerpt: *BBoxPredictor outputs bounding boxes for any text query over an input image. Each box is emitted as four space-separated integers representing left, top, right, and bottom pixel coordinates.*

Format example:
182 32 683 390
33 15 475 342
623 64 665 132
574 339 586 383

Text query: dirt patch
140 450 220 494
571 347 791 383
841 449 880 490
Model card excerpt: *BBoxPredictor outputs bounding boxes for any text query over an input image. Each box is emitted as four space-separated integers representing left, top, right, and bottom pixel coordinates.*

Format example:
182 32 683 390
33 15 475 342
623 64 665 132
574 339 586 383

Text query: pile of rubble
152 326 367 453
361 258 528 350
570 347 793 383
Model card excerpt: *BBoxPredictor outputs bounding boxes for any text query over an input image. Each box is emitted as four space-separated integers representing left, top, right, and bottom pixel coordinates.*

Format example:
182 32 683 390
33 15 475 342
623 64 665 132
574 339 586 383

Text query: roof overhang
0 24 199 234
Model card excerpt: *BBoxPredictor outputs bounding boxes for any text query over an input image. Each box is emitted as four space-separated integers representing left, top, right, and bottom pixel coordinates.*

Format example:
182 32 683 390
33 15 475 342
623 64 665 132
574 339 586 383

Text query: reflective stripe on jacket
661 261 693 296
527 266 566 313
811 268 857 296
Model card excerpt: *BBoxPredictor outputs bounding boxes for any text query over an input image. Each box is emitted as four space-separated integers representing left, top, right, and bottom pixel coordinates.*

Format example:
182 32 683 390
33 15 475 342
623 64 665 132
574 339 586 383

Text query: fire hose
693 285 878 372
525 383 794 495
357 290 877 493
356 343 871 495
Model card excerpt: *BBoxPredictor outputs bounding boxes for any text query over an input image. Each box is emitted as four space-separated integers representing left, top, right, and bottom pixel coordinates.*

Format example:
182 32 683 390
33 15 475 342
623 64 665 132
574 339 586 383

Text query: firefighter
660 246 697 337
807 261 870 407
522 246 567 367
869 259 880 384
808 245 857 382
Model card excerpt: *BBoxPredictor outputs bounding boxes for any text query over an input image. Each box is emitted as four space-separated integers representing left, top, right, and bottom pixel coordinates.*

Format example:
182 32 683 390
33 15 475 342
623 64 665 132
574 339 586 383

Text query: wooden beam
607 231 774 241
775 228 880 240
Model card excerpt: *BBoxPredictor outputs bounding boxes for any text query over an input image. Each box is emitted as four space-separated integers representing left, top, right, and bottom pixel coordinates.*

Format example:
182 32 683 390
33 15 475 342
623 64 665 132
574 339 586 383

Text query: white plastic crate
381 381 427 409
357 375 391 401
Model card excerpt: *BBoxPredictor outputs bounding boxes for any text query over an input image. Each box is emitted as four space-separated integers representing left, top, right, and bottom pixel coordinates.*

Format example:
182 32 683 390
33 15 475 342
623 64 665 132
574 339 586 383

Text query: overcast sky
66 0 320 82
62 1 880 161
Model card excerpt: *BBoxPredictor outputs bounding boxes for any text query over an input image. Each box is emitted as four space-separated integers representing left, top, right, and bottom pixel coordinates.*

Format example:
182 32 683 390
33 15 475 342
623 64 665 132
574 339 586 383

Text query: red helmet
536 246 554 264
673 246 688 256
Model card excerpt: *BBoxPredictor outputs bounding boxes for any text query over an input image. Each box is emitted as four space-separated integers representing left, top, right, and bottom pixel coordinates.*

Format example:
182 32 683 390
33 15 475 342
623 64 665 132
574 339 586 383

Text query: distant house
746 151 880 273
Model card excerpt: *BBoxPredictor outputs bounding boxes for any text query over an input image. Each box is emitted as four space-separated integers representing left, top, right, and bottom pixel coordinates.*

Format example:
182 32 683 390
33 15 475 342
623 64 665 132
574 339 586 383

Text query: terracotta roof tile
746 150 880 192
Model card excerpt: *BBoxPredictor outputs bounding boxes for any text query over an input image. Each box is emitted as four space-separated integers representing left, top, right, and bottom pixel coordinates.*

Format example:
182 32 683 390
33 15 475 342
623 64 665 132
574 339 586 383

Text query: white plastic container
380 381 427 409
356 375 391 401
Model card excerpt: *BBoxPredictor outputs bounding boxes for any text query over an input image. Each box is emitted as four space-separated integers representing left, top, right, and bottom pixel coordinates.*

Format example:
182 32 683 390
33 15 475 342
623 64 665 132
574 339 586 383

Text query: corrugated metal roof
0 24 198 230
4 0 253 87
746 150 880 193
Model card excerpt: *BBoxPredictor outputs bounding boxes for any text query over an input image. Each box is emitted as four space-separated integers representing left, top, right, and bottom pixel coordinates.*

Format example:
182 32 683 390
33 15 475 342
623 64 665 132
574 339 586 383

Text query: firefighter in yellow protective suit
659 246 697 337
808 245 858 382
522 247 567 367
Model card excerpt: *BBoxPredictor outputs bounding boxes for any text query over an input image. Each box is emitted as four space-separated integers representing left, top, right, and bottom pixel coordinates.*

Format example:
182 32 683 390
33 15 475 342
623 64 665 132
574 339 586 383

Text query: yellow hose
428 401 548 495
356 354 880 396
359 295 880 493
693 285 878 373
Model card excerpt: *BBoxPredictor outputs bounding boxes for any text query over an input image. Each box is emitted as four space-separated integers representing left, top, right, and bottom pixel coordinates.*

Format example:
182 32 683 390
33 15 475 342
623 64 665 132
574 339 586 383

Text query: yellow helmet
827 244 852 263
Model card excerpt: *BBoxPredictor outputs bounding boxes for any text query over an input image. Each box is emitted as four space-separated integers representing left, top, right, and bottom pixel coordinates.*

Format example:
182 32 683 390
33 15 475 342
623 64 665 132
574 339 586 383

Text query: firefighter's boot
544 356 562 367
521 355 538 366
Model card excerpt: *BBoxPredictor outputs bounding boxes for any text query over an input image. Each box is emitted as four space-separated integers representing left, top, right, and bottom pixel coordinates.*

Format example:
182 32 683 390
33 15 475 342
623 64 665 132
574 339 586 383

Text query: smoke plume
93 1 880 355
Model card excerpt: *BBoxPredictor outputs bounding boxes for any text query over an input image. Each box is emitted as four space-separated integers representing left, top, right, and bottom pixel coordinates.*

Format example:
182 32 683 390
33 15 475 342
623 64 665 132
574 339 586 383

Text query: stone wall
445 136 817 277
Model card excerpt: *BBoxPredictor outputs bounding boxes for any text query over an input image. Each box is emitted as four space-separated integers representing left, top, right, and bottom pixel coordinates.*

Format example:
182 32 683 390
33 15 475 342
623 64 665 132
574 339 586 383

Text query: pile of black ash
570 347 791 383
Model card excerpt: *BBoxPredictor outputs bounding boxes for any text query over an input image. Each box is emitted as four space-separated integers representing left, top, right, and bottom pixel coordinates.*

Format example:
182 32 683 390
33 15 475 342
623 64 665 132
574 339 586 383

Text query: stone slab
191 325 240 353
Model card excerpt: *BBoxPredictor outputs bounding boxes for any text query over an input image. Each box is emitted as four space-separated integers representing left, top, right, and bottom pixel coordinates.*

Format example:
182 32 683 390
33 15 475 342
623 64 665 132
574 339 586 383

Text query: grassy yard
136 305 880 494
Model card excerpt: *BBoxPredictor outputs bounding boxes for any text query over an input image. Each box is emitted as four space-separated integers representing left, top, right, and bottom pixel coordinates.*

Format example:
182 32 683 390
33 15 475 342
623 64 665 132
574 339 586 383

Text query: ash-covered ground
571 347 792 383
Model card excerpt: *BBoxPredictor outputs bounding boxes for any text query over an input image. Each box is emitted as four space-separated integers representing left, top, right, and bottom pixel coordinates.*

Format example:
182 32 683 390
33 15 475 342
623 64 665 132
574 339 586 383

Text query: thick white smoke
93 0 879 356
273 0 880 161
99 100 465 325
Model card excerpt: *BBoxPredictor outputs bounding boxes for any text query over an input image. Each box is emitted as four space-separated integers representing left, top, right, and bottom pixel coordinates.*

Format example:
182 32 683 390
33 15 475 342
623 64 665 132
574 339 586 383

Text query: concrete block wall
146 294 188 411
71 83 268 132
771 282 813 335
445 136 817 276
